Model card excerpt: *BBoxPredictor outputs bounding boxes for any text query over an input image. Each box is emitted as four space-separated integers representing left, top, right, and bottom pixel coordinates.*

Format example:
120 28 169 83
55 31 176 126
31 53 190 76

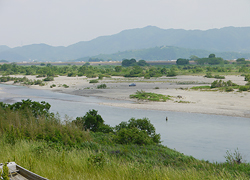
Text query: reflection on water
1 84 250 163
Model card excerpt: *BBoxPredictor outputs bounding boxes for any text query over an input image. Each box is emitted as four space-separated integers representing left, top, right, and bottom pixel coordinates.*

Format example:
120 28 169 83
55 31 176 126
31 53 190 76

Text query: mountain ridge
1 26 250 62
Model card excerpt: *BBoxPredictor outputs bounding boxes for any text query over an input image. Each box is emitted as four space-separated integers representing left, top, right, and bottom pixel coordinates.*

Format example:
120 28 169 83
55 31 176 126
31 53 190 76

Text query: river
0 84 250 163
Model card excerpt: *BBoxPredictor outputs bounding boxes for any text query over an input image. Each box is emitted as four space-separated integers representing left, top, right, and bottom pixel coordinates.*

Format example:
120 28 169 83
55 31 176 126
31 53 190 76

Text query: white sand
1 75 250 118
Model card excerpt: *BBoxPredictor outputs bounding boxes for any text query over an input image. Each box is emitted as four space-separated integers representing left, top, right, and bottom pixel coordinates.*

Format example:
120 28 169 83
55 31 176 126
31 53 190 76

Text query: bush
97 84 107 89
43 76 54 81
204 72 213 78
214 75 225 79
130 90 171 102
62 84 69 88
239 86 250 91
89 80 98 83
211 80 237 88
167 69 177 77
73 109 104 132
67 72 76 77
98 75 104 80
244 74 250 82
88 153 106 168
113 118 161 145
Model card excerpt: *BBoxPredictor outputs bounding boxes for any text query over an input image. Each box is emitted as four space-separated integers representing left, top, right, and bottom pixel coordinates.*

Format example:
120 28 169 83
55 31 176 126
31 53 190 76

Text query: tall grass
1 139 248 180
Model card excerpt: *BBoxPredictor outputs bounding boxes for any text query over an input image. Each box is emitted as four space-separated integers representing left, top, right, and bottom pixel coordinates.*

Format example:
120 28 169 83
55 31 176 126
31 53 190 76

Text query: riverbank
1 75 250 118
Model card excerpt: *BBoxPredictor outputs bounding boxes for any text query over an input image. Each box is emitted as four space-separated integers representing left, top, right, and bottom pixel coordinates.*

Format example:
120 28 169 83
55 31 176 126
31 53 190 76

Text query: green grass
130 90 172 102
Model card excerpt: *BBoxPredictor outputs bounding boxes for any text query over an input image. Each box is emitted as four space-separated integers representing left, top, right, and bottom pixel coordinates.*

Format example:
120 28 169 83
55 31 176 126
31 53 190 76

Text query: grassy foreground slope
0 100 250 179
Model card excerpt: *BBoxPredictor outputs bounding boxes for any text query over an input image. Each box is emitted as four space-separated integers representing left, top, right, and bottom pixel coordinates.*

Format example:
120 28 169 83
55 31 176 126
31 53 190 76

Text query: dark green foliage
236 58 246 64
113 128 154 145
244 74 250 82
137 60 149 66
176 58 189 65
124 66 144 77
122 58 137 67
113 118 161 145
97 84 107 89
43 76 54 81
214 75 225 79
195 54 224 65
130 90 171 102
122 58 148 67
67 72 77 77
115 66 122 72
167 69 177 77
88 153 106 167
209 54 216 58
62 84 69 88
6 99 51 118
239 86 250 91
204 72 213 78
211 80 238 88
239 66 250 73
73 109 105 132
89 79 98 83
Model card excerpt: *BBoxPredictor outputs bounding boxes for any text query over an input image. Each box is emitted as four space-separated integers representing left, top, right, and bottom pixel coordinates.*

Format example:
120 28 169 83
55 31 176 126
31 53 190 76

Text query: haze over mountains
1 26 250 62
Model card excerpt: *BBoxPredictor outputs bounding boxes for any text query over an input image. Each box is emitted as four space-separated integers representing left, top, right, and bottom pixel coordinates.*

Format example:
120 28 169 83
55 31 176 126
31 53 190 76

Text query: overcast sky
1 0 250 48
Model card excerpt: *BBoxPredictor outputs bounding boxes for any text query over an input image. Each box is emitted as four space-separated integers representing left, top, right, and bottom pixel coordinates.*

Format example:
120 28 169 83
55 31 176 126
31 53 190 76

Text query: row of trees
122 58 149 67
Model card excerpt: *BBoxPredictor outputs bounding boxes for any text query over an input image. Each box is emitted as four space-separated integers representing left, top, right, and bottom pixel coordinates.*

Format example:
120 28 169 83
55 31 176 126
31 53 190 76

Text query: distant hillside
76 46 250 62
1 26 250 62
0 45 10 53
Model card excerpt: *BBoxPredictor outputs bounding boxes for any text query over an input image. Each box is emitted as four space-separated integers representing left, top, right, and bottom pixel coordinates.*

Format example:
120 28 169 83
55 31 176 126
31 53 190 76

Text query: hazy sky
1 0 250 48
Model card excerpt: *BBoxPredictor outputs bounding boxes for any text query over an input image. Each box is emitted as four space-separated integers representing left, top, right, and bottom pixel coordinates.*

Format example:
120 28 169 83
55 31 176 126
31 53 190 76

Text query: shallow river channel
1 84 250 163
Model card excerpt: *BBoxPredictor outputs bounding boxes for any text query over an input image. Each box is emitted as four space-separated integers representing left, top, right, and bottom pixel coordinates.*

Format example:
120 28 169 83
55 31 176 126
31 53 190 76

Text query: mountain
1 26 250 62
0 45 10 53
76 46 250 62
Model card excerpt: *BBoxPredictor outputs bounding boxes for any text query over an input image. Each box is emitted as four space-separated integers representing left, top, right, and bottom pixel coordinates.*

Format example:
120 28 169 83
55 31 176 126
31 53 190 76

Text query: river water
0 84 250 163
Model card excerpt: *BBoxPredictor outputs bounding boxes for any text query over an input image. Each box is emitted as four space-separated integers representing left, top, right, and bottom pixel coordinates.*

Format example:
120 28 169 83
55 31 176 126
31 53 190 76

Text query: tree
209 54 216 58
236 58 246 64
114 118 161 145
115 66 122 72
137 60 148 66
73 109 105 132
189 55 199 61
122 58 137 67
176 58 189 65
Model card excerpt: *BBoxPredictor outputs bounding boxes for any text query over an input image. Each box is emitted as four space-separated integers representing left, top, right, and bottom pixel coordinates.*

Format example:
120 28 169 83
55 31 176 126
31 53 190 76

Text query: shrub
245 74 250 82
50 84 56 88
130 90 171 102
214 75 225 79
144 73 151 79
97 84 107 89
167 70 177 77
98 75 104 80
225 87 234 92
73 109 104 132
62 84 69 88
239 86 250 91
67 72 76 77
88 153 106 168
113 118 161 145
43 76 54 81
89 80 98 83
204 72 213 78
